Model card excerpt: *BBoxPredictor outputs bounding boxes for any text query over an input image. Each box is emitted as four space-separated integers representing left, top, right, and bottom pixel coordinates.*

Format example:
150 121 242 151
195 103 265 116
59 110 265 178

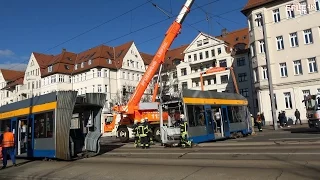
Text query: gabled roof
0 69 24 81
140 52 153 65
183 32 224 53
39 41 134 77
241 0 276 15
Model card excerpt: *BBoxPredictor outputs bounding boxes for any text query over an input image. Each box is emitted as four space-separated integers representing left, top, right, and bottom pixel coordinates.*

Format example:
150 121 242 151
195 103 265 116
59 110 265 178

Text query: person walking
138 118 150 149
256 112 263 132
294 109 302 125
0 126 16 169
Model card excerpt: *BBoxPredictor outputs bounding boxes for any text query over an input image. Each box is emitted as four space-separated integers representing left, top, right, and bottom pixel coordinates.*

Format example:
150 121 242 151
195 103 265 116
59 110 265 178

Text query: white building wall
246 0 320 124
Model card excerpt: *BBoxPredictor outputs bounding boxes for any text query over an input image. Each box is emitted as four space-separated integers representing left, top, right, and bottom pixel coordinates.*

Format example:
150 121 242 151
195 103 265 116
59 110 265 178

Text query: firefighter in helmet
144 117 154 145
138 118 150 149
180 114 192 148
133 120 140 148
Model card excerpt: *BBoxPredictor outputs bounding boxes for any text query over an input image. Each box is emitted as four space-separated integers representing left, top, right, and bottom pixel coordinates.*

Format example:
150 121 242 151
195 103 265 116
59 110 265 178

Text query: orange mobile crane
200 66 239 94
105 0 195 143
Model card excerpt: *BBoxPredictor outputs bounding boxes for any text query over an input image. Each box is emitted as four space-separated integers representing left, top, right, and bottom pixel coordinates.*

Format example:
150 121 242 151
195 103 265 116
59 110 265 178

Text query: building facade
242 0 320 124
176 30 256 114
0 41 154 113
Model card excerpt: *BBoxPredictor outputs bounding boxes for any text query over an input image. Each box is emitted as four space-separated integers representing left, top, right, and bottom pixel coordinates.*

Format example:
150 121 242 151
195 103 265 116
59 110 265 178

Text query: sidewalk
0 158 32 170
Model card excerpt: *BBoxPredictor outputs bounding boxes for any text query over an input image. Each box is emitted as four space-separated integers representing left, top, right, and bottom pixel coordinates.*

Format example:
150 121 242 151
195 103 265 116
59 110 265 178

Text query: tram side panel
55 91 78 160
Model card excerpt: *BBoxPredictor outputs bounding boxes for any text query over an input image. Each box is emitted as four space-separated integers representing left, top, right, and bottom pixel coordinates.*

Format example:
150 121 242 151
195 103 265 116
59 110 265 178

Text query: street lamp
255 14 278 130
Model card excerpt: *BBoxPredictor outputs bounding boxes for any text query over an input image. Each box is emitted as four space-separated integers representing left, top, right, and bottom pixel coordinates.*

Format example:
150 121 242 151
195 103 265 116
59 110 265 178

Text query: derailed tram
163 89 253 144
0 91 106 160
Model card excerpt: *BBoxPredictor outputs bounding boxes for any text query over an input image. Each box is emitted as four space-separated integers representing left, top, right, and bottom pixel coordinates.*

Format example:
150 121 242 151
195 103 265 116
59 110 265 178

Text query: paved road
0 125 319 180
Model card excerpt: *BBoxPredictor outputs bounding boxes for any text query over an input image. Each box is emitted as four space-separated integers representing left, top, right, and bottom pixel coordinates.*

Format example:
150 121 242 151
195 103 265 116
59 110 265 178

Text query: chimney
62 48 66 53
221 28 228 37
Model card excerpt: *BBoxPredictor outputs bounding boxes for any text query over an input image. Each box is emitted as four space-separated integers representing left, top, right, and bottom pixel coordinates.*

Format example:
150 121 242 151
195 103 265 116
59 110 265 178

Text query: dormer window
75 64 78 70
65 65 70 70
235 37 239 41
107 59 112 64
48 65 53 72
88 59 92 65
67 57 72 61
81 62 84 68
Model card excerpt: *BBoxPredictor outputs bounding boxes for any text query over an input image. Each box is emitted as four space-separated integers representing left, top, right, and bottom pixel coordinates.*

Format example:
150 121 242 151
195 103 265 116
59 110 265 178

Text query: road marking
106 152 320 155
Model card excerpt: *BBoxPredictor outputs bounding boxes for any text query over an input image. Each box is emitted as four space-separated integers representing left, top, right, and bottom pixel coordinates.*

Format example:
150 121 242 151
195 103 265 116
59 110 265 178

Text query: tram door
221 106 230 137
204 105 215 140
10 118 18 155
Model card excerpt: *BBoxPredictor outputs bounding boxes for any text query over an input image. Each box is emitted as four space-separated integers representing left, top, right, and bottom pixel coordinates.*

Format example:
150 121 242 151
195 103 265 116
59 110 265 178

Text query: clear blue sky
0 0 248 68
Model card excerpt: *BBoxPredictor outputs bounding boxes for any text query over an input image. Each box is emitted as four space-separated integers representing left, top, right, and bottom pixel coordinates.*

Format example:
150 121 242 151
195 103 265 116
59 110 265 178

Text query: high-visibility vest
2 132 14 148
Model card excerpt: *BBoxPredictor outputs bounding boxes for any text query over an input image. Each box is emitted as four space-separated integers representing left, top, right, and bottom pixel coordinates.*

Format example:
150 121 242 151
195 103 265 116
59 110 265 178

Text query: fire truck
102 0 195 143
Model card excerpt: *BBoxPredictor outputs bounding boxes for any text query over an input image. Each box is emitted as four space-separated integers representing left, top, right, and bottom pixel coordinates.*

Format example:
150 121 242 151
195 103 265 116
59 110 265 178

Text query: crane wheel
118 127 129 143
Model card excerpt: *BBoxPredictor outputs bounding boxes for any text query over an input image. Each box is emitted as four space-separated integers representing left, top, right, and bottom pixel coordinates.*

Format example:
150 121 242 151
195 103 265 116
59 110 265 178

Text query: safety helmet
144 117 148 122
141 118 145 123
134 120 138 124
180 114 185 119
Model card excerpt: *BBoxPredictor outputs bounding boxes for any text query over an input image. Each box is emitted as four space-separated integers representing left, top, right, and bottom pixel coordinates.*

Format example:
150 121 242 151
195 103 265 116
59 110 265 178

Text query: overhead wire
3 0 277 83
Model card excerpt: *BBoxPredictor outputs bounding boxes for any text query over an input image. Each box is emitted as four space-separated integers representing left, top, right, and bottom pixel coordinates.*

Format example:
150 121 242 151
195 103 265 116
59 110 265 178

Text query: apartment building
0 69 25 106
176 29 255 113
0 41 153 113
242 0 320 124
143 44 188 101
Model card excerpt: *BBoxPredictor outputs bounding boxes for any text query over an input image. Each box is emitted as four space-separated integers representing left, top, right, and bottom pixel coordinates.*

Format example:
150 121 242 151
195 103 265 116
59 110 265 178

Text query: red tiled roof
38 41 134 77
241 0 276 14
0 69 24 81
215 28 249 53
140 52 153 65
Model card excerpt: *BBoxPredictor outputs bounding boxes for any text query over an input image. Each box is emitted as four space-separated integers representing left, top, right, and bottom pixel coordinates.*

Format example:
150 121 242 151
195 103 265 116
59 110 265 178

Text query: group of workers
132 114 192 148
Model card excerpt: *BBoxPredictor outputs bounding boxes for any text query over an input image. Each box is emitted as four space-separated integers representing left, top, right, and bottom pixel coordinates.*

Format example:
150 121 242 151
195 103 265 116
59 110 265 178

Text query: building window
274 94 278 110
293 60 303 75
259 40 265 53
255 13 263 26
211 49 215 57
303 90 311 106
276 36 284 50
81 62 84 68
199 52 203 60
58 75 64 82
280 63 288 77
51 75 56 83
303 29 313 44
105 85 108 93
250 43 255 57
287 5 295 18
219 59 227 67
220 75 228 84
299 1 308 15
173 71 177 78
262 66 268 79
236 57 245 66
181 82 188 89
238 73 247 82
97 85 102 92
316 0 320 11
193 54 197 61
253 68 258 82
240 88 249 97
181 68 187 76
205 51 209 58
289 32 298 47
88 60 92 65
308 57 318 73
48 65 53 72
217 48 221 54
273 9 280 22
188 55 191 62
284 92 293 109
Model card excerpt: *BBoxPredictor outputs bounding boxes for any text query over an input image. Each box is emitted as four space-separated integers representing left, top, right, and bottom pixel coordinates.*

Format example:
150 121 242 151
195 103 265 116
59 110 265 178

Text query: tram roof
181 89 248 106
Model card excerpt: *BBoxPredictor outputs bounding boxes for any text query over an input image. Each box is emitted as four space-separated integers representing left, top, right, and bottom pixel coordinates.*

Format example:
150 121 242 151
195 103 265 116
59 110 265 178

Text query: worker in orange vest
0 126 16 169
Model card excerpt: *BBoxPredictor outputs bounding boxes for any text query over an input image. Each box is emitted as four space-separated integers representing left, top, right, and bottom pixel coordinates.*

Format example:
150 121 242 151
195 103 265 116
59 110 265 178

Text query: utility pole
257 13 278 130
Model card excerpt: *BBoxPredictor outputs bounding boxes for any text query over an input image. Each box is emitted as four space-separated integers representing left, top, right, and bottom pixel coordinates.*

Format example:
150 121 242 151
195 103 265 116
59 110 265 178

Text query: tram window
0 119 11 133
227 106 234 123
187 105 196 127
188 105 206 127
34 111 54 138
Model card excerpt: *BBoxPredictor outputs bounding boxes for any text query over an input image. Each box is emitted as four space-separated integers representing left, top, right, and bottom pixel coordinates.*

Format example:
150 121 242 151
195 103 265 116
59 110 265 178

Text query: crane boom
114 0 195 114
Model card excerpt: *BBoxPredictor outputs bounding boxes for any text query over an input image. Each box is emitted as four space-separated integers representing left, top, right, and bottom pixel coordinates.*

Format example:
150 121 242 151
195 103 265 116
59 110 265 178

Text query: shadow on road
282 127 320 134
